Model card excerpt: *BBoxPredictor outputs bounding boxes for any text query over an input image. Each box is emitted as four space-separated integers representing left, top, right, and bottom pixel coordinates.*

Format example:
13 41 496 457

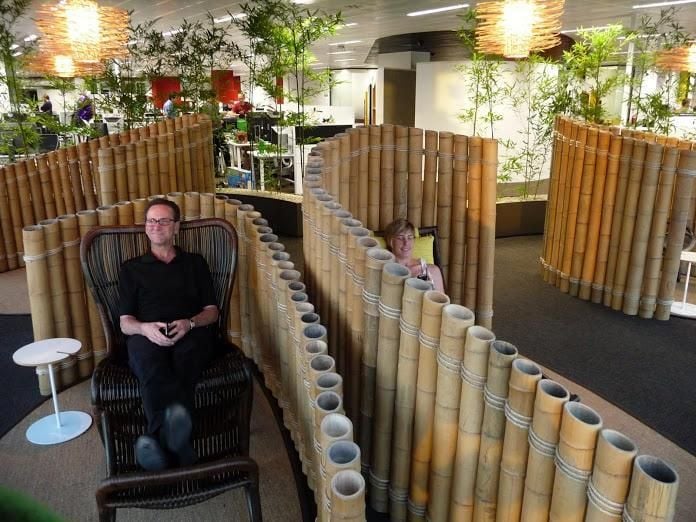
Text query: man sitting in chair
118 198 219 471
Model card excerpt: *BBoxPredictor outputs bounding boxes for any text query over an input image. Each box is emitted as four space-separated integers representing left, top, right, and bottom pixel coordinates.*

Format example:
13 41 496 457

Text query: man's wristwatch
189 318 196 331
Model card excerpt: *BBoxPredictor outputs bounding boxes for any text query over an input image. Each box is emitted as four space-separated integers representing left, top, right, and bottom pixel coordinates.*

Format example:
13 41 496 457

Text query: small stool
671 250 696 319
13 338 93 445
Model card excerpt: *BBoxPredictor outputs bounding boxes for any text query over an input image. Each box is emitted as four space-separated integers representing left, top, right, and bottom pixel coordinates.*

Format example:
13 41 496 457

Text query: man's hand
166 318 192 344
141 321 175 347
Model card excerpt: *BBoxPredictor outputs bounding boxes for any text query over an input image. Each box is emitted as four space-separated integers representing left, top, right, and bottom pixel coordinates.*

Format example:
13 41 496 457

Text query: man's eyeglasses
145 218 177 226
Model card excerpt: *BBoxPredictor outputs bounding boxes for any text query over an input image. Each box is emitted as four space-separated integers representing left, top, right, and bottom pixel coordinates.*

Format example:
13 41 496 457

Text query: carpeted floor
0 314 47 439
493 235 696 456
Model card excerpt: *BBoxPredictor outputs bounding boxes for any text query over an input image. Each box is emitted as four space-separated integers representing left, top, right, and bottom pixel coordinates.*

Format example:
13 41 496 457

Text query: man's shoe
135 435 169 471
161 403 197 466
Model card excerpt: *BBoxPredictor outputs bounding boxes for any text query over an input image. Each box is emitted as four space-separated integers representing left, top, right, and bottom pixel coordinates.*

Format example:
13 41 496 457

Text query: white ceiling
14 0 696 70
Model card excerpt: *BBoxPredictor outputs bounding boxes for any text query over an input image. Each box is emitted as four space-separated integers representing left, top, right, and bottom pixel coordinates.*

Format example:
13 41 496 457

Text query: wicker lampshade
475 0 565 59
655 44 696 73
30 0 129 77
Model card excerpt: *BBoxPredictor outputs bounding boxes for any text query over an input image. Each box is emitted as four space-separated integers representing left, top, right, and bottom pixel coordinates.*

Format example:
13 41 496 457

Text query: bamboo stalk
88 140 101 205
549 119 575 286
330 469 366 522
368 126 381 230
26 158 45 223
15 160 36 227
358 127 369 226
449 134 468 303
348 129 360 218
623 455 679 522
98 147 117 206
395 125 409 220
0 167 17 270
35 155 56 220
465 137 482 311
408 128 424 228
437 131 454 282
496 358 543 522
380 124 395 229
324 440 361 522
3 165 24 264
200 192 215 218
112 145 128 204
409 290 450 521
428 304 475 522
320 416 355 522
478 138 497 328
146 138 160 195
184 191 200 221
422 130 438 227
541 116 563 281
549 402 603 522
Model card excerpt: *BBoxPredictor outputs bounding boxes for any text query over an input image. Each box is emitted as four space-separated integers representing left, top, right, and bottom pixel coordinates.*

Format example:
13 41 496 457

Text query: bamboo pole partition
541 117 696 320
624 456 678 522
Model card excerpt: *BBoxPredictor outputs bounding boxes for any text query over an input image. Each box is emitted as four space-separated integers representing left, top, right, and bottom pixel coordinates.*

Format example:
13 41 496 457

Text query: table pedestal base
671 301 696 319
26 411 93 445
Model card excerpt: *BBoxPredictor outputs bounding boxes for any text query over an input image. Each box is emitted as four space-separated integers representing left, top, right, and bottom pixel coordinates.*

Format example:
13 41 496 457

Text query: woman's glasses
145 218 176 226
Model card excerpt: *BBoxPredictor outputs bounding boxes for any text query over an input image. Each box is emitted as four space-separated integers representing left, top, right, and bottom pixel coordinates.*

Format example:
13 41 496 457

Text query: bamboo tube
541 117 563 281
437 131 454 281
58 214 90 366
0 168 17 270
408 128 424 227
157 134 170 195
214 194 227 218
132 198 148 224
549 120 574 286
496 358 543 522
520 380 570 522
360 247 395 475
347 129 360 217
329 208 352 369
623 143 663 315
295 310 320 452
656 149 696 320
134 141 148 199
225 199 243 345
325 441 361 522
199 192 214 218
115 201 134 225
370 262 411 512
465 137 482 311
591 135 623 303
64 147 84 212
25 158 45 223
560 125 588 293
422 130 438 227
314 389 344 501
167 132 177 192
449 134 468 303
428 304 475 522
318 198 338 319
35 155 56 220
549 402 602 522
302 327 329 485
449 324 496 522
569 127 599 297
146 138 160 196
15 160 36 227
23 225 55 341
388 277 432 521
124 143 137 202
640 148 679 318
408 290 450 521
98 148 116 206
339 133 351 206
174 129 186 191
473 340 519 521
320 415 355 522
478 138 497 328
611 140 647 311
77 141 98 209
380 124 395 229
56 149 75 215
97 205 118 226
109 133 120 147
77 210 102 374
183 191 200 221
358 127 369 225
602 138 635 307
138 126 148 141
623 455 679 522
112 144 128 204
585 430 637 522
329 139 340 201
166 192 184 214
193 125 207 191
88 140 101 205
368 126 381 230
3 165 25 263
277 267 302 406
287 297 311 438
257 232 280 391
236 204 255 358
394 125 409 220
330 469 366 522
349 233 378 437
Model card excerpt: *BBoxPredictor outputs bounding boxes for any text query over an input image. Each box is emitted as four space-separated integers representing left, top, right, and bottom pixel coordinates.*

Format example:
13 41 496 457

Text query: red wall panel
151 77 181 109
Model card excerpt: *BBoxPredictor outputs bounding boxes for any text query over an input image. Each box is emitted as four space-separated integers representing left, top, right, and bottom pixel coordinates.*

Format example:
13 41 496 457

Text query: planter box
496 197 547 238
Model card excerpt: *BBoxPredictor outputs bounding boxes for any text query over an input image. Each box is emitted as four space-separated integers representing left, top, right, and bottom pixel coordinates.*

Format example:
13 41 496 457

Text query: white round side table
671 250 696 319
12 338 93 445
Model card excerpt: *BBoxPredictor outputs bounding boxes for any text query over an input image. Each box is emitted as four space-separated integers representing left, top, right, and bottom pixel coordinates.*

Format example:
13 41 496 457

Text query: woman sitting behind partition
384 218 444 292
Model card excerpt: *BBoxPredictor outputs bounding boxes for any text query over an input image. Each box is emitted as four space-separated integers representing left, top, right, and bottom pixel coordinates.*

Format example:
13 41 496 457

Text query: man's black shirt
118 247 216 324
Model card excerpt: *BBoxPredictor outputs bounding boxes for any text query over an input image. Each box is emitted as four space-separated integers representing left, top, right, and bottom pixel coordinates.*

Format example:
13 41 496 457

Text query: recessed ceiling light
633 0 696 8
10 43 19 50
214 13 246 23
561 25 617 34
24 34 37 42
329 40 362 46
12 51 22 56
344 23 358 27
407 4 469 17
328 50 354 55
335 58 356 62
162 28 182 37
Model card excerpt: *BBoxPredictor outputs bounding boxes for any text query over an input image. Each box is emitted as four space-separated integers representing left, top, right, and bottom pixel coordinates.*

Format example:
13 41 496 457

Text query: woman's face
390 229 415 259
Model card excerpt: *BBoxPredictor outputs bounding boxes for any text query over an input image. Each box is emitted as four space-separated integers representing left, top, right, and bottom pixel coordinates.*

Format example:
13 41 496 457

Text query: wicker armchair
81 218 261 522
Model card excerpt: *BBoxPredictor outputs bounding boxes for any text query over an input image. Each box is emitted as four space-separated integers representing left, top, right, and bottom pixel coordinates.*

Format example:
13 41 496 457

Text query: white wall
330 69 378 121
377 51 431 70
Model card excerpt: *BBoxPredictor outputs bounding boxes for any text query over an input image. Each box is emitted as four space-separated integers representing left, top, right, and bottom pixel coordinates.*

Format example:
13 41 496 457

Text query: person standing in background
39 95 52 114
163 93 177 119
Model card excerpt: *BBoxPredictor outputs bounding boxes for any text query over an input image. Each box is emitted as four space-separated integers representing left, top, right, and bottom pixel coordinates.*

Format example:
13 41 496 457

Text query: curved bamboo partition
16 125 684 521
541 116 696 320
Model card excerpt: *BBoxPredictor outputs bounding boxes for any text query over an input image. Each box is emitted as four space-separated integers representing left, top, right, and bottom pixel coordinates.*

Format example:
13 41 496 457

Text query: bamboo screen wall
540 116 696 320
305 125 498 322
0 113 215 275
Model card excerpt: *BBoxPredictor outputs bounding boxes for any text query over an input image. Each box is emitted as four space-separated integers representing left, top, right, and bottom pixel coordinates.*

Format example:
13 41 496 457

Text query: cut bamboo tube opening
325 441 361 522
624 455 679 522
330 469 366 522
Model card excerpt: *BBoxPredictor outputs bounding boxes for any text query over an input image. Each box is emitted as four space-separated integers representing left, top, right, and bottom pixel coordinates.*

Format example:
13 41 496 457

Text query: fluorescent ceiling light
335 58 356 62
214 13 246 23
344 23 358 27
12 51 22 56
561 25 616 34
10 43 19 50
329 40 361 46
633 0 696 8
162 28 182 37
407 4 468 17
24 34 37 42
328 50 354 55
